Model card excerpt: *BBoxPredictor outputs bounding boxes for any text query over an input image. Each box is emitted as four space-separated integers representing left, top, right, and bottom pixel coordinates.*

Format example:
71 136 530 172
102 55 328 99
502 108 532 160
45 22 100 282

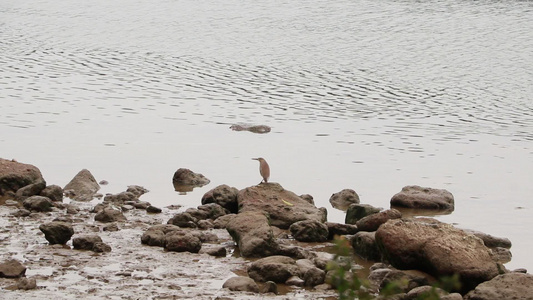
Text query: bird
252 157 270 184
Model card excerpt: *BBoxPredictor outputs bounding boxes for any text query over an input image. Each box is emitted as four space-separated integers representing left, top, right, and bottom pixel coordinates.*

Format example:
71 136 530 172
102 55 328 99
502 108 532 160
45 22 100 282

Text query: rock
379 269 429 293
201 246 226 257
0 259 26 278
39 221 74 244
289 220 329 242
261 281 278 294
66 204 79 214
40 184 63 202
230 124 271 134
375 218 500 292
12 209 31 217
368 267 393 291
22 195 54 212
356 209 402 232
490 247 512 264
187 203 227 220
248 256 300 283
285 275 305 286
167 212 198 228
226 211 279 257
464 272 533 300
146 205 162 213
326 222 358 239
95 207 127 223
103 223 119 232
141 224 181 247
4 200 19 206
104 191 138 205
299 194 314 205
164 231 202 253
63 169 100 201
0 158 46 199
463 229 512 249
15 180 46 201
73 235 103 250
351 231 380 261
213 214 237 229
172 168 210 190
222 276 259 293
132 201 151 209
16 277 37 290
390 185 454 211
197 219 214 230
405 286 455 300
345 203 382 225
329 189 360 210
237 183 327 229
303 267 326 287
92 242 112 253
201 184 239 213
126 185 149 197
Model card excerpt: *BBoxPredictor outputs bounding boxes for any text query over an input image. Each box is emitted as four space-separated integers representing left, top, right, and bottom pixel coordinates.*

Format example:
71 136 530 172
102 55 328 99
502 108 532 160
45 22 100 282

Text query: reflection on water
1 0 532 270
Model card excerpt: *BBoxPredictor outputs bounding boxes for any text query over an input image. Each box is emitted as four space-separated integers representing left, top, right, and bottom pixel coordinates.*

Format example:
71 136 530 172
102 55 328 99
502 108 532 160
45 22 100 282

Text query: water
1 0 532 271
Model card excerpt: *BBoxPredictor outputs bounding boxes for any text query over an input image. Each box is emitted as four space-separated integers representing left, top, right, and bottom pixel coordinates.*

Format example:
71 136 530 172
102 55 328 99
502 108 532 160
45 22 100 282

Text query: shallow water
1 0 532 271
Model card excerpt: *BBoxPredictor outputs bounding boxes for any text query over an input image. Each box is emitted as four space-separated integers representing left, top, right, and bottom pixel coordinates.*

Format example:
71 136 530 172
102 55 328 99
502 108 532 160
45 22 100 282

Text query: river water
1 0 532 271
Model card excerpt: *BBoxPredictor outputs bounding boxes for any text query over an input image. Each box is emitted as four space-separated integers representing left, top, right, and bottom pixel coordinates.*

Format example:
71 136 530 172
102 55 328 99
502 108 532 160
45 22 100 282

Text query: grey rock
329 189 360 210
464 272 533 300
39 221 74 244
0 158 45 198
351 231 380 261
0 259 26 278
213 214 237 229
40 184 63 202
167 212 198 228
172 168 210 189
63 169 100 201
289 220 329 242
22 195 53 212
261 281 278 294
222 276 259 293
248 256 299 283
73 235 103 250
391 185 454 211
201 184 239 213
326 222 358 239
345 203 382 225
226 211 279 258
92 242 112 253
164 232 202 253
94 207 126 223
146 205 162 213
356 208 402 232
16 277 37 290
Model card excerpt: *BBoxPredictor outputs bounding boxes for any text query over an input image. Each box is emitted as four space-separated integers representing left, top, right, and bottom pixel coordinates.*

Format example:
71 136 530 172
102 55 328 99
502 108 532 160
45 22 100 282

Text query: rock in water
390 185 454 211
63 169 100 201
172 168 210 192
329 189 360 211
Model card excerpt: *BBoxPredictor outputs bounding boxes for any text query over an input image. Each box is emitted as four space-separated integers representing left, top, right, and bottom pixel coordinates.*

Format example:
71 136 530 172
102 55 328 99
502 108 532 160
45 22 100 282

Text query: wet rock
326 222 358 239
92 242 112 253
329 189 360 210
39 221 74 244
289 220 329 242
172 168 210 189
286 275 305 286
303 266 326 287
376 218 499 292
464 272 533 300
248 256 300 283
63 169 100 201
126 185 149 197
238 183 327 229
351 231 380 261
201 184 239 213
104 191 138 205
222 276 259 293
186 203 227 220
95 207 127 223
197 219 214 230
141 224 181 247
201 246 227 257
164 231 202 253
167 212 198 228
103 223 119 232
299 194 314 205
22 195 54 212
345 203 382 225
12 209 31 217
4 199 19 206
16 277 37 290
261 281 278 294
356 208 402 232
73 235 103 250
463 229 512 249
405 286 459 300
0 158 45 198
490 247 512 264
15 180 46 201
226 211 279 258
146 205 162 213
0 259 26 278
391 185 454 211
379 269 429 293
230 124 271 134
132 201 151 209
213 214 237 229
40 184 63 202
65 204 79 214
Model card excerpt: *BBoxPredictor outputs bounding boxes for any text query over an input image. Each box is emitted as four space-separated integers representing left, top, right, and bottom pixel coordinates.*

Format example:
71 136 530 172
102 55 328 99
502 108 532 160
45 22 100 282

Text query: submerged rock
0 158 45 199
39 221 74 245
329 189 360 211
63 169 100 201
391 185 454 211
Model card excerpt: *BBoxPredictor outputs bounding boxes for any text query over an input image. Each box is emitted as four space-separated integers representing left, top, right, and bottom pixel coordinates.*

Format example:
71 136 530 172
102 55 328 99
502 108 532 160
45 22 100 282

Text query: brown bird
252 157 270 184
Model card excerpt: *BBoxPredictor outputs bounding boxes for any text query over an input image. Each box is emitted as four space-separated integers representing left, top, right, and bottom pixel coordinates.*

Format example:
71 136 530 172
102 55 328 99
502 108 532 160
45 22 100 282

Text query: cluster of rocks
1 158 532 299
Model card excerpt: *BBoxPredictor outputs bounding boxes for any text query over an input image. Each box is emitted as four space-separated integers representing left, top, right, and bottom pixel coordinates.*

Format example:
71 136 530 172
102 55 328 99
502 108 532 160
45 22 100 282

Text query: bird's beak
252 158 258 161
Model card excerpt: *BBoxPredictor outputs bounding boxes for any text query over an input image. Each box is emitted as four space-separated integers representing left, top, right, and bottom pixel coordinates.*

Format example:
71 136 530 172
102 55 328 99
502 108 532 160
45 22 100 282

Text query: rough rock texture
16 277 37 290
167 212 198 228
141 224 181 247
201 184 239 214
464 272 533 300
463 229 512 249
73 235 111 252
222 276 259 293
326 222 358 240
94 207 127 223
376 218 500 292
406 286 461 300
289 220 329 242
248 256 300 283
213 214 237 229
226 211 279 258
0 158 45 198
390 185 454 210
345 203 382 225
40 185 63 202
39 221 74 244
172 168 210 190
164 231 202 253
186 203 227 221
237 183 327 229
103 191 138 205
356 209 402 232
22 195 54 212
329 189 360 210
351 231 380 261
63 169 100 201
379 269 429 293
0 259 26 278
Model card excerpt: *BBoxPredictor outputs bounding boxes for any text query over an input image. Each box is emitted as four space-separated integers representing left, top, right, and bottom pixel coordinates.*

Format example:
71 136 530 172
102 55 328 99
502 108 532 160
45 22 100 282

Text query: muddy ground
0 201 337 300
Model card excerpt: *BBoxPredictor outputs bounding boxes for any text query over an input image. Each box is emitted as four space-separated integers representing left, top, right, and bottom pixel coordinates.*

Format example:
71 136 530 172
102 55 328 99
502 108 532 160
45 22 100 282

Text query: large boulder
222 276 259 293
464 272 533 300
22 195 54 212
237 183 327 229
329 189 360 210
375 218 500 292
356 209 402 232
201 184 239 213
247 256 300 283
0 158 45 199
289 220 329 242
63 169 100 201
0 259 26 278
172 168 210 191
345 203 381 225
39 221 74 244
391 185 454 211
226 211 279 258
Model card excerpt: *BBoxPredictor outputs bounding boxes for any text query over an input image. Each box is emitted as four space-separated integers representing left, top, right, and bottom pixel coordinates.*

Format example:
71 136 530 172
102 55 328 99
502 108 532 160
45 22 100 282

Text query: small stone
146 205 162 213
17 277 37 290
0 259 26 278
92 242 112 253
39 221 74 245
261 281 278 294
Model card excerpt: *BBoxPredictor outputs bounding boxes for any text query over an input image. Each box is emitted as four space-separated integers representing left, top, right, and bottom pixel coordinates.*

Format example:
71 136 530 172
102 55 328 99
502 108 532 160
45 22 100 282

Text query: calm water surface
1 0 532 270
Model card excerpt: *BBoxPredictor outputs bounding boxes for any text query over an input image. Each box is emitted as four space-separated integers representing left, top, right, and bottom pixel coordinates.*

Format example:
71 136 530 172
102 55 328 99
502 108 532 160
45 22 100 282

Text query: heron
252 157 270 184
